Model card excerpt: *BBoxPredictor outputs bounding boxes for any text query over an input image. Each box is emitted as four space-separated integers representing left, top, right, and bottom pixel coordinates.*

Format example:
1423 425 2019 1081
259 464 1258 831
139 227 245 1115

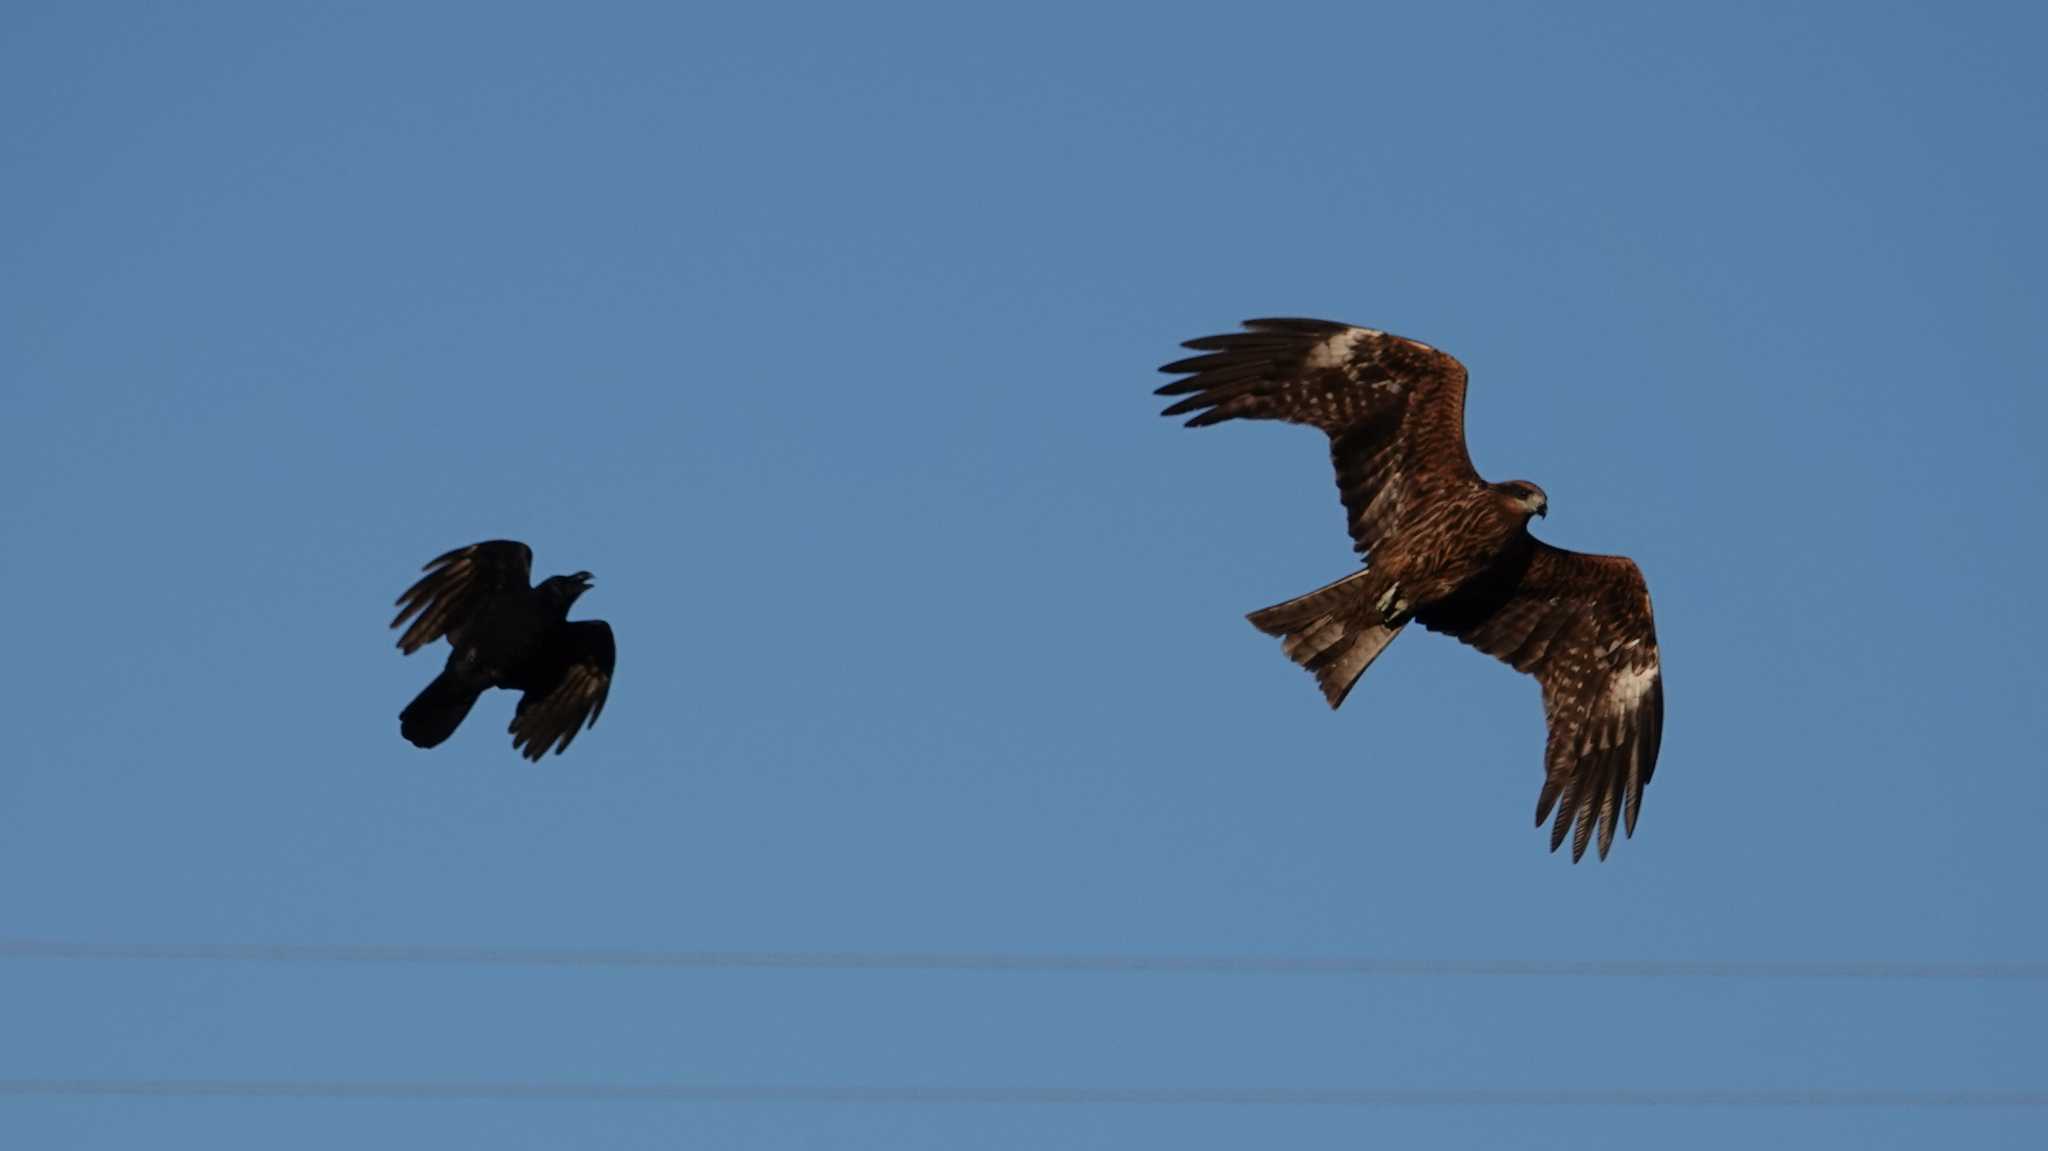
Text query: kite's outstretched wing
1157 318 1481 559
1423 543 1664 861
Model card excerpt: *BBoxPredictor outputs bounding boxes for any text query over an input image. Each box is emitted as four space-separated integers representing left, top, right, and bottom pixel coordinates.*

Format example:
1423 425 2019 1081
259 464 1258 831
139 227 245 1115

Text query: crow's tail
400 670 484 749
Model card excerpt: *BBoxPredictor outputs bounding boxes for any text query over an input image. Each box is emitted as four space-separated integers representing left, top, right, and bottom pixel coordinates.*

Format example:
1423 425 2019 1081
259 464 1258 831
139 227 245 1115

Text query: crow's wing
390 540 534 654
509 620 616 760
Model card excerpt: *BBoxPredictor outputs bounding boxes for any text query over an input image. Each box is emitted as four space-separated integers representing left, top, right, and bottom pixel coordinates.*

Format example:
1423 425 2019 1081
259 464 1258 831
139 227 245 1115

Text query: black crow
391 540 616 760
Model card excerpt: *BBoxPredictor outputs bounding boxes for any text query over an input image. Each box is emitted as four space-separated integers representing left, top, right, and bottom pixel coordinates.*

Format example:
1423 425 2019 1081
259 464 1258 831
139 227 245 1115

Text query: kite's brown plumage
1159 318 1663 860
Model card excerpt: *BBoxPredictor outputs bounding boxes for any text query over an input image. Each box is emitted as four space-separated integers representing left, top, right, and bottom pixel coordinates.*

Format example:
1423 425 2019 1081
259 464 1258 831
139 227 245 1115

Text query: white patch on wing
1304 328 1372 371
1605 662 1659 712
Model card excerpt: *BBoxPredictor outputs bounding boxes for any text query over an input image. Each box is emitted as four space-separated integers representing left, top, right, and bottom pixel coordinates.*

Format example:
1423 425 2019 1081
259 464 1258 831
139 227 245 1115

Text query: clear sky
4 2 2045 1147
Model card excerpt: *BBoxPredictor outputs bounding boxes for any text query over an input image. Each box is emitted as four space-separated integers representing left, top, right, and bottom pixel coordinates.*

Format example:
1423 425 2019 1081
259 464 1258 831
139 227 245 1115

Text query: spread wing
390 540 534 655
1157 318 1481 558
1420 543 1664 861
509 620 616 761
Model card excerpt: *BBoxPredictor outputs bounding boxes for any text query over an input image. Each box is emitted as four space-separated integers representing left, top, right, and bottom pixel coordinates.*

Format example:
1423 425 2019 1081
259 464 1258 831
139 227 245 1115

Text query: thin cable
0 1081 2042 1105
1 940 2042 979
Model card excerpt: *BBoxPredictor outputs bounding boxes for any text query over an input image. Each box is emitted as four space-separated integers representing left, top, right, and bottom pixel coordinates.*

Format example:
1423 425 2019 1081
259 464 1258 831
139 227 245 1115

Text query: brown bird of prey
391 540 616 761
1157 318 1663 860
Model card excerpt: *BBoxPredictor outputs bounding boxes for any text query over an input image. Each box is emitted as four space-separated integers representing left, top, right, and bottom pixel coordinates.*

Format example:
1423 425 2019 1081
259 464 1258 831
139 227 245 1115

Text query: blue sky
3 2 2044 1146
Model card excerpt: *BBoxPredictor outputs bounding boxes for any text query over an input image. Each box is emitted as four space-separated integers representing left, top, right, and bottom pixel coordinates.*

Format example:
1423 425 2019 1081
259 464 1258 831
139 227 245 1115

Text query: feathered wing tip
1534 692 1662 862
508 672 607 761
1152 319 1353 429
391 543 487 611
390 565 454 651
1245 570 1403 710
388 540 535 654
507 621 615 761
1161 317 1348 363
1536 762 1612 863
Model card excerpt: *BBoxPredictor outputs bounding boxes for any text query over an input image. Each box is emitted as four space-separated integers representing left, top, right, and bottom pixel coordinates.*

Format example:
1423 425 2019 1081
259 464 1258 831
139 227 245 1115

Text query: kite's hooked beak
1536 504 1548 518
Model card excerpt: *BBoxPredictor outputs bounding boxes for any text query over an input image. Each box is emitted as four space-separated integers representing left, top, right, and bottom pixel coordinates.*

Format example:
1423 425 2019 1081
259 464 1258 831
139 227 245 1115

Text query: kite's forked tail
1247 569 1405 709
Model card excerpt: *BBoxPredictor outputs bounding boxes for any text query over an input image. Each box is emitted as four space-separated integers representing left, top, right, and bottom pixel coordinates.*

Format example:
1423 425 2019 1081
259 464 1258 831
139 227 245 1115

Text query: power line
2 940 2043 979
0 1081 2041 1106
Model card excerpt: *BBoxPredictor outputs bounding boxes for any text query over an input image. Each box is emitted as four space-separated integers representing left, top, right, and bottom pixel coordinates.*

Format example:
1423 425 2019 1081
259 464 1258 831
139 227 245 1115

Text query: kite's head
1496 480 1549 520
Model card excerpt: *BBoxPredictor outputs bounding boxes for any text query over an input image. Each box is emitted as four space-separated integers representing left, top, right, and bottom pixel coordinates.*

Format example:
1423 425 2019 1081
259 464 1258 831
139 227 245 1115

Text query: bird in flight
1157 319 1663 860
390 540 616 761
